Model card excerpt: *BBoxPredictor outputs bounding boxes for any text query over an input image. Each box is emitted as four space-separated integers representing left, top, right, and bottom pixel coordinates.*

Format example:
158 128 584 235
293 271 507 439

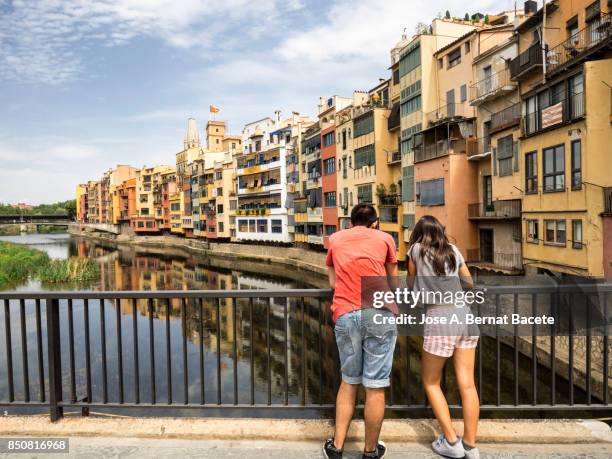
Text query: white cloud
0 0 304 84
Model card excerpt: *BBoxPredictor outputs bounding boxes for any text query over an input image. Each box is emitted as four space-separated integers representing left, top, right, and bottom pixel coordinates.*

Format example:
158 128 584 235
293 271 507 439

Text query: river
0 232 592 417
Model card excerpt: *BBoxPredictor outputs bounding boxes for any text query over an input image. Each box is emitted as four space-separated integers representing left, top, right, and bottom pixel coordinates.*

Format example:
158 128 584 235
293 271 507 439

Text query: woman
407 215 480 459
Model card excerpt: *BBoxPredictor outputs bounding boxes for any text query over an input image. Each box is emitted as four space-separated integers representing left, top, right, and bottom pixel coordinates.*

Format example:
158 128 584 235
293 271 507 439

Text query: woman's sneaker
431 434 465 458
362 440 386 458
323 438 343 459
461 438 480 459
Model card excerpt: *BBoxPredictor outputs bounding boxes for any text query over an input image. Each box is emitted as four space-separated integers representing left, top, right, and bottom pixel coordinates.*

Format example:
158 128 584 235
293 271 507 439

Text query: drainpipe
541 0 547 85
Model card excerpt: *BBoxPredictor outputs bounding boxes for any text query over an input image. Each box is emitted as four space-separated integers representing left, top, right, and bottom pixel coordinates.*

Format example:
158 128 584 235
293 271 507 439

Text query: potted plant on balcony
376 184 387 203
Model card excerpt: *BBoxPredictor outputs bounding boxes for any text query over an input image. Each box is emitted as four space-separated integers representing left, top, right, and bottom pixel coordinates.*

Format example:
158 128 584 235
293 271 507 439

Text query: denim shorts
334 309 397 388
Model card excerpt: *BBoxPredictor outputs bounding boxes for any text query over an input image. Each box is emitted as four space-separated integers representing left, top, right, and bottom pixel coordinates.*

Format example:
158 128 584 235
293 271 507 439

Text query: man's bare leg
364 387 385 452
333 381 359 449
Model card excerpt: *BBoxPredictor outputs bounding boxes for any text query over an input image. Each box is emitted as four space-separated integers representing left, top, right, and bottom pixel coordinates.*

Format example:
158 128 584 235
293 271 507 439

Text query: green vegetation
0 241 99 287
0 199 77 219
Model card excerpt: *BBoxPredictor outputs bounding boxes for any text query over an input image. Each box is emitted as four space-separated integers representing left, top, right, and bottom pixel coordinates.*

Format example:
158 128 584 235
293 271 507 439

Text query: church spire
184 117 200 149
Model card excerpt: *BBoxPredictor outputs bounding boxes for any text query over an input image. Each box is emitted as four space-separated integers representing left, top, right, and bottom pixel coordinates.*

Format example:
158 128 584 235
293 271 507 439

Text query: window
525 151 538 194
257 219 267 233
526 219 539 243
218 222 224 233
572 219 583 249
399 43 420 77
271 219 282 234
497 135 514 177
400 95 421 116
230 200 237 210
460 84 467 103
447 48 461 68
249 220 256 233
323 157 336 175
402 166 414 202
545 220 566 245
438 58 443 69
416 178 444 206
325 225 336 236
566 15 579 43
569 73 584 119
571 140 581 190
465 41 470 53
341 129 347 150
392 67 399 84
543 144 565 192
354 144 375 168
217 204 224 214
215 171 222 180
354 112 374 137
217 187 223 196
238 219 248 232
357 185 372 204
324 191 336 208
323 131 335 146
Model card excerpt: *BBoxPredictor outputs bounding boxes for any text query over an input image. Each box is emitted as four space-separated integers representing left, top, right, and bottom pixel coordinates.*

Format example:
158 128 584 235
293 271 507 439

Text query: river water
0 233 591 417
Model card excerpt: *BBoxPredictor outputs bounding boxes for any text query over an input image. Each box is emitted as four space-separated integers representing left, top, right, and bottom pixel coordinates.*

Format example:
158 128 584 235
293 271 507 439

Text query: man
323 204 398 459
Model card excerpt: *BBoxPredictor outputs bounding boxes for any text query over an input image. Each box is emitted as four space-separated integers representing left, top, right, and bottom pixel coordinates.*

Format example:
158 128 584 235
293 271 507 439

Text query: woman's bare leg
453 347 479 446
421 351 456 442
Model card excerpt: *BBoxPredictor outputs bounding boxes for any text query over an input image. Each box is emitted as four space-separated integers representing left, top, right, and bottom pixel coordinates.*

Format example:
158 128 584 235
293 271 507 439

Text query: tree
445 10 451 19
464 13 470 21
64 200 77 220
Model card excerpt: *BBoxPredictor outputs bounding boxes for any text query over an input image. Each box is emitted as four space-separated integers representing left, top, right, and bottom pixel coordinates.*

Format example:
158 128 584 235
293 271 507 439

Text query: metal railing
467 138 492 158
509 42 542 80
547 12 611 75
469 68 514 104
468 199 521 219
490 103 521 133
522 92 584 136
414 139 469 163
0 287 610 420
387 151 401 164
466 250 523 272
426 103 473 126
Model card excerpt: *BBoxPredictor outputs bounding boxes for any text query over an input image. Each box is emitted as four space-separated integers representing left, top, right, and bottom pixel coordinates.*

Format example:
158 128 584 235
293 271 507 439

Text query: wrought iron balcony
546 12 611 76
469 68 516 106
509 42 542 80
468 199 521 220
378 194 401 206
490 103 521 134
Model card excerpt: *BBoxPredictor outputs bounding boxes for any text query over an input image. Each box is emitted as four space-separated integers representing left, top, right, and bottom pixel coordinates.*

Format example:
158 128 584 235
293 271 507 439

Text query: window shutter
492 147 498 176
402 166 414 202
513 141 519 172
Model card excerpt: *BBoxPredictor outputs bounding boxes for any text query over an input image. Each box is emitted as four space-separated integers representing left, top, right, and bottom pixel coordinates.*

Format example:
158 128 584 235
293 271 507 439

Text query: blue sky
0 0 505 204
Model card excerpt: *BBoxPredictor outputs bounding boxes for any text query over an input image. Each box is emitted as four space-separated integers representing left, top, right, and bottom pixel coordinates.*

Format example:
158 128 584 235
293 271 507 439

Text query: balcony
414 138 469 163
467 137 492 160
307 234 323 245
522 92 584 137
468 199 521 220
426 103 474 127
546 12 611 76
509 42 542 81
466 249 523 273
353 165 376 180
386 150 401 165
469 68 516 106
378 195 401 206
490 103 521 134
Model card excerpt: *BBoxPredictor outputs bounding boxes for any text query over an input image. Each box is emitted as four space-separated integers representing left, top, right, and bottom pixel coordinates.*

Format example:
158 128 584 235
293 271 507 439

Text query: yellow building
512 0 612 277
75 184 87 223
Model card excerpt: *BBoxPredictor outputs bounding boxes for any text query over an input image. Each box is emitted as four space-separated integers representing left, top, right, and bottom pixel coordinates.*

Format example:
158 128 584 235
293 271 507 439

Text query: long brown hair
408 215 456 275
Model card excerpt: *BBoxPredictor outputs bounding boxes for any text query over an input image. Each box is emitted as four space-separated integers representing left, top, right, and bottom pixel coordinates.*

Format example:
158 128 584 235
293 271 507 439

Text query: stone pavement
3 437 611 458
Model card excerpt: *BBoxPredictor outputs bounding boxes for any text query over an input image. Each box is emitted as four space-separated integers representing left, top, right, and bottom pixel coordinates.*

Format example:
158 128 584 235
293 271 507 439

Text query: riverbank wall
69 223 329 279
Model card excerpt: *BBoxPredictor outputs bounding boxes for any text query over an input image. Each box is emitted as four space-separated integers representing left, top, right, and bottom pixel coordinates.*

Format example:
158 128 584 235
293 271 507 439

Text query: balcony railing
467 137 492 159
468 199 521 219
522 92 584 136
1 287 610 420
386 150 401 164
490 103 521 133
466 250 523 272
414 139 469 163
469 68 516 105
509 42 542 80
426 103 473 126
547 12 611 75
378 195 401 206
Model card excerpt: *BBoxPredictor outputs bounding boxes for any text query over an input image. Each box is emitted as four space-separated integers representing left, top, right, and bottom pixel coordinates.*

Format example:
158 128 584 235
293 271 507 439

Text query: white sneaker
462 439 480 459
431 434 465 458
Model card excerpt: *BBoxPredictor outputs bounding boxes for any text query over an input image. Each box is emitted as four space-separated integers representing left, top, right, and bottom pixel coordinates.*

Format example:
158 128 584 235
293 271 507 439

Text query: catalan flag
209 104 220 114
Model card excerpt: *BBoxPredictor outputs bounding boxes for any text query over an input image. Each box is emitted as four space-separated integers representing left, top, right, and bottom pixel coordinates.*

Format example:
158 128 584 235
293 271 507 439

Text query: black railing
468 199 521 219
0 288 610 420
490 103 521 133
469 68 514 104
547 12 611 75
522 92 584 136
509 42 542 80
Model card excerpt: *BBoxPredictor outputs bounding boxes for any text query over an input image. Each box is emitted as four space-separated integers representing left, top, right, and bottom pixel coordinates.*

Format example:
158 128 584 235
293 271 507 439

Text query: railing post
46 298 63 421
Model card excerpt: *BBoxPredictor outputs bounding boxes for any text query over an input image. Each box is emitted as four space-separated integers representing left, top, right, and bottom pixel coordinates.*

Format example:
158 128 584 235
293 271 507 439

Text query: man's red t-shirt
325 226 398 322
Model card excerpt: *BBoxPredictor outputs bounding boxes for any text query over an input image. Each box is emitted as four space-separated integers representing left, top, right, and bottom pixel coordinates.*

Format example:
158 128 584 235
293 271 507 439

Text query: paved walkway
4 437 610 458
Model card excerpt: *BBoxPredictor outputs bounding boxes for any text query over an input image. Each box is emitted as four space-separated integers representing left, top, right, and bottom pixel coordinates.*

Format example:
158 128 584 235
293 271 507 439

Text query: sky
0 0 511 204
